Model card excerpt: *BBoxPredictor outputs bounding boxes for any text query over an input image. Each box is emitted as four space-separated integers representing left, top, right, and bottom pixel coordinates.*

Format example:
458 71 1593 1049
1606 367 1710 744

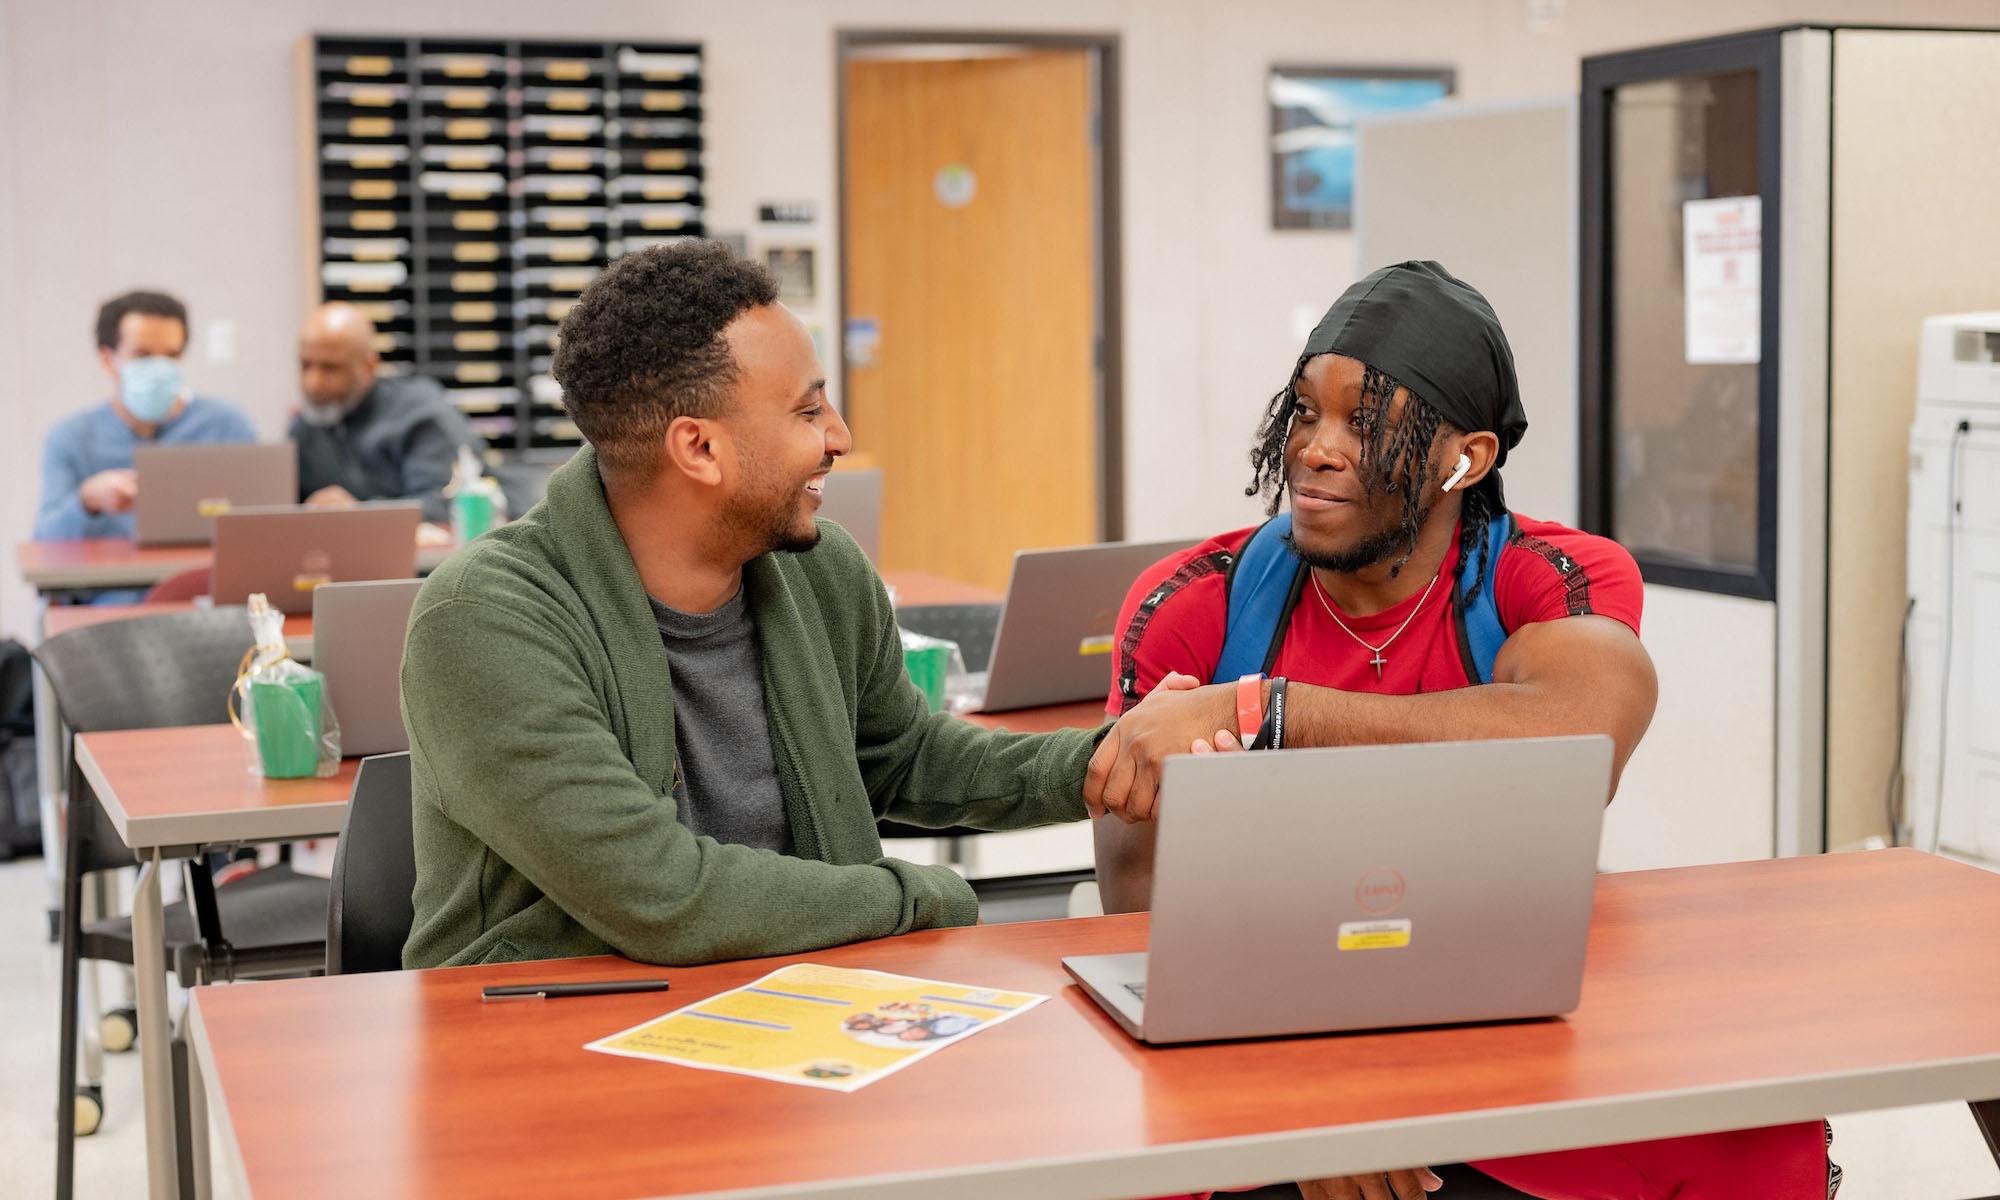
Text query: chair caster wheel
101 1007 138 1053
74 1085 104 1137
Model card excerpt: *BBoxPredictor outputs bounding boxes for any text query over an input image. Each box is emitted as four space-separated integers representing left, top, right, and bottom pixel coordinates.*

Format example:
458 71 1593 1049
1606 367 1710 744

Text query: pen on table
481 978 672 1001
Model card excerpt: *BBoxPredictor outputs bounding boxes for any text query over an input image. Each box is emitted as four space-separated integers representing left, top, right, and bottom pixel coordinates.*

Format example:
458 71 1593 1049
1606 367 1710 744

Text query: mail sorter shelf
305 33 706 456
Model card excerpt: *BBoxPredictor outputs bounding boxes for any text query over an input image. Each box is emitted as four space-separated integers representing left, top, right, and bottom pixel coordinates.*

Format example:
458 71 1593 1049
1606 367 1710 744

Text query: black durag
1300 260 1527 507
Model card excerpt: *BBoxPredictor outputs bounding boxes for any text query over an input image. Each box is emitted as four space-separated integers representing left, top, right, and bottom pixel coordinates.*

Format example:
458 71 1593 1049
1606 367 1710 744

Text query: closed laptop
132 443 298 546
212 503 421 615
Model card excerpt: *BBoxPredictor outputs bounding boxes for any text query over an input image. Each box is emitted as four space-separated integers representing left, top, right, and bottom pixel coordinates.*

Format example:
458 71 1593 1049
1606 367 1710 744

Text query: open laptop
959 538 1195 713
132 443 298 545
212 502 422 615
1064 735 1612 1044
817 466 882 561
312 578 424 757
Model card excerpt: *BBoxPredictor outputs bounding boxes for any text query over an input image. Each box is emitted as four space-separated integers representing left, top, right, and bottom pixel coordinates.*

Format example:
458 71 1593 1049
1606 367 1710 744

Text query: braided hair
1245 357 1501 607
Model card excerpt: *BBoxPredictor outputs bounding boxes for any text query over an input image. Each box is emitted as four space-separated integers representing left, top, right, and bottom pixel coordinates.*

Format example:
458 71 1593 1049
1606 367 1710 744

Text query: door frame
834 28 1125 541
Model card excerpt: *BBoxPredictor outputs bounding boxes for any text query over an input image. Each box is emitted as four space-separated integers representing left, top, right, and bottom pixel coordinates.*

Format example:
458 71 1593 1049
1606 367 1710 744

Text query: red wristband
1235 674 1264 742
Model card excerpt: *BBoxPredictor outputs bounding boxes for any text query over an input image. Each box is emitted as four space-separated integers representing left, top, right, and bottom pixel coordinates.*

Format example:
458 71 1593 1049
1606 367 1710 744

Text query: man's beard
1285 487 1435 574
729 454 829 556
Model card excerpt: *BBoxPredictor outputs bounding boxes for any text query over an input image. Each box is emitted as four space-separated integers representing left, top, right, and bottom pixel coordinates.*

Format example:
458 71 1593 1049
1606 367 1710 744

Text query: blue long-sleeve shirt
35 396 258 542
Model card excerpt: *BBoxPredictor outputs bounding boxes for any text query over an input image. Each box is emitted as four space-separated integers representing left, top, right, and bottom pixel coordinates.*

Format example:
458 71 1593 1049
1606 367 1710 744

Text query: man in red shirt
1089 263 1836 1200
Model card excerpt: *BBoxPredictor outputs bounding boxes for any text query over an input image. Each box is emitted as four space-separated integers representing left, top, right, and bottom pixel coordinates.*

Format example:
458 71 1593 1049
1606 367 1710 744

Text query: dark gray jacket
290 375 482 524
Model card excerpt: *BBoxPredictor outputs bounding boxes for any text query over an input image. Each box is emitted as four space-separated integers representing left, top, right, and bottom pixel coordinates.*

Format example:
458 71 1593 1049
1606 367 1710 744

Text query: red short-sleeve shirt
1107 514 1643 715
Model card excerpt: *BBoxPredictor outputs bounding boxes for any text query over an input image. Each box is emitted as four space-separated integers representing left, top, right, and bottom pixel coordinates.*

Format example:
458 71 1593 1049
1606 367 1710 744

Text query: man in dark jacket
292 301 483 524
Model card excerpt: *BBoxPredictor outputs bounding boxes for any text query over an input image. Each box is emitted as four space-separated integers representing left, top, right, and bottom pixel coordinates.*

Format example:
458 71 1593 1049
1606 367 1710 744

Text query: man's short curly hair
552 240 779 477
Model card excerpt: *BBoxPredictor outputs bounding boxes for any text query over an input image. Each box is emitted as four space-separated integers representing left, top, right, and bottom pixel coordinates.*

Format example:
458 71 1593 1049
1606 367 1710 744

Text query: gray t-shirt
648 589 792 854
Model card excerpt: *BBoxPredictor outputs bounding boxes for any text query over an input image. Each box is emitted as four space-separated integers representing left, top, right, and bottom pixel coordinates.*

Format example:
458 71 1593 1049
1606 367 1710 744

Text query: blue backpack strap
1213 514 1305 684
1454 512 1513 685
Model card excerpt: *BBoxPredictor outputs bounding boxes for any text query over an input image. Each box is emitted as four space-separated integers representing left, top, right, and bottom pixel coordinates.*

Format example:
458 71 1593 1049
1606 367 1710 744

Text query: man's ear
1448 430 1503 491
662 415 724 486
98 345 119 384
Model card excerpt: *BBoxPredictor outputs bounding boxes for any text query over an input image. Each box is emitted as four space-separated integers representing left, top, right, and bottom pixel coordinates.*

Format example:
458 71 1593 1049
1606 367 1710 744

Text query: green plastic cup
901 635 952 713
250 675 322 779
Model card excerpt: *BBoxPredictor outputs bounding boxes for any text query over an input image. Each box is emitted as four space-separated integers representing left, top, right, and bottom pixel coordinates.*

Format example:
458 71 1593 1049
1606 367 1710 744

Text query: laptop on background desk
956 538 1195 713
1064 735 1612 1044
132 443 298 545
312 578 424 757
212 502 422 614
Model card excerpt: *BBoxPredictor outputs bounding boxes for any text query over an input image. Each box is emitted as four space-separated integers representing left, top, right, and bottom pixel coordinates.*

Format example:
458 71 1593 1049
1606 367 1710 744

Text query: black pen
481 978 672 1002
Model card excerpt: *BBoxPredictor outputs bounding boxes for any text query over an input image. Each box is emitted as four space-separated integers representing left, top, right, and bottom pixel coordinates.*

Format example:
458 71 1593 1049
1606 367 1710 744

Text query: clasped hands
1084 671 1258 822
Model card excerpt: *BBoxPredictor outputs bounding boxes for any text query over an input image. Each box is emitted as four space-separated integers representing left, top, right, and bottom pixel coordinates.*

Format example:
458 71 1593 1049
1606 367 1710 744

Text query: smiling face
713 303 851 555
1284 353 1449 573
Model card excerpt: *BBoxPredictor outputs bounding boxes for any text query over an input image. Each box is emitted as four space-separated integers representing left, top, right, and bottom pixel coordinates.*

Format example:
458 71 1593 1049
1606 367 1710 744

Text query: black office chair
893 602 1002 674
327 753 415 975
34 609 330 1199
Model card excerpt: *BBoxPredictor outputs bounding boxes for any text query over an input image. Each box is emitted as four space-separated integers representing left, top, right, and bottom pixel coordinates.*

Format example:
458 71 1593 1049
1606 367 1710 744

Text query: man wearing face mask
35 289 256 599
291 301 483 524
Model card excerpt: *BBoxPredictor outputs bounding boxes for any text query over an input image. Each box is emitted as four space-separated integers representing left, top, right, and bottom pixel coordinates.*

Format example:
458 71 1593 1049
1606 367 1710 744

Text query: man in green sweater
401 242 1125 968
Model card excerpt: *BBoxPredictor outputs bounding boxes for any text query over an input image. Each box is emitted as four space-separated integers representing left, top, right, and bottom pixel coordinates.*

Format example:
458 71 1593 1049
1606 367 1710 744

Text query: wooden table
961 699 1107 734
17 536 453 594
74 725 359 1200
881 568 1001 608
188 850 2000 1200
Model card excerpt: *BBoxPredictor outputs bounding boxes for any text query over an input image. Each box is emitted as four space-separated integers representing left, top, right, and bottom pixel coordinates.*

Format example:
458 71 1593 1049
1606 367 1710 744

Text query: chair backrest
143 565 213 604
327 752 415 974
894 603 1003 674
33 607 253 734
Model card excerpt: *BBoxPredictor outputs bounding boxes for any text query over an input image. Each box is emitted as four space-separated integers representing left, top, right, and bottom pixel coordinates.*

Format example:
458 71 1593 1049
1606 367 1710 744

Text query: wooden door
843 50 1099 593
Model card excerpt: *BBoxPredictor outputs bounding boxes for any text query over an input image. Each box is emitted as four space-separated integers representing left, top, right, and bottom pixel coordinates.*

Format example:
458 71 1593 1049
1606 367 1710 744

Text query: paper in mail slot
346 56 392 76
445 118 493 140
349 210 397 231
546 60 591 81
640 91 687 112
452 211 500 232
452 302 498 323
643 150 688 171
350 180 397 201
451 272 498 292
454 331 502 352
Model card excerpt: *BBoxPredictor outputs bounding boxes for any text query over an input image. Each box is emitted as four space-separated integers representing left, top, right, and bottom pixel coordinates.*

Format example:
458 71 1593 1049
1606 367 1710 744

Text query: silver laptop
312 579 424 757
132 443 298 546
817 466 882 561
962 538 1195 713
1064 735 1612 1044
212 502 422 615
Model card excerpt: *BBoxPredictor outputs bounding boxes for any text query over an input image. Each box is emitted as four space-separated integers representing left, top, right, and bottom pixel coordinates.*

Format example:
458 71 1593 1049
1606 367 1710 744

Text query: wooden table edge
186 992 253 1200
582 1052 2000 1200
75 732 353 853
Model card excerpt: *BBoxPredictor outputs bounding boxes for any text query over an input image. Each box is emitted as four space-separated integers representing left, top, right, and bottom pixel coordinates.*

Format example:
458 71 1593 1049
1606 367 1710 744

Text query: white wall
7 0 1996 640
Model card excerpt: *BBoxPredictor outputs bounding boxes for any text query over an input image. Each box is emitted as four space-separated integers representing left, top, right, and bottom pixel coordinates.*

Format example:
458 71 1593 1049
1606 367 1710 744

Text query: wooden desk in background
16 536 455 595
187 850 2000 1200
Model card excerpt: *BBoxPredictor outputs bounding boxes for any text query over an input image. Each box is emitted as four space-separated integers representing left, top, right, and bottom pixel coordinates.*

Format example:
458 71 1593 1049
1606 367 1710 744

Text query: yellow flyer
583 962 1047 1092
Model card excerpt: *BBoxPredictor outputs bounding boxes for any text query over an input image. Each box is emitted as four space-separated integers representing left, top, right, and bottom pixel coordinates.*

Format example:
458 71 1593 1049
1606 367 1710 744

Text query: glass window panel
1608 70 1761 574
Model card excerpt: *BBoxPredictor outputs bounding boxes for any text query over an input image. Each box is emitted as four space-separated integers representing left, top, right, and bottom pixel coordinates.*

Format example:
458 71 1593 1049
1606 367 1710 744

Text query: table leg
132 851 179 1199
32 658 65 934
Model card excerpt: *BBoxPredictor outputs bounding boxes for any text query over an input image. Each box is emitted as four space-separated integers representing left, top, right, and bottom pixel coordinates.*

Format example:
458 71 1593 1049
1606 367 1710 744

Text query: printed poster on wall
1682 195 1761 365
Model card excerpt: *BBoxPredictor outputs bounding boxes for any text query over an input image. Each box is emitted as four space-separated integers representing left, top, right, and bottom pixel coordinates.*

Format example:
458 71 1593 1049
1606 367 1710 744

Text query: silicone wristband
1236 674 1264 742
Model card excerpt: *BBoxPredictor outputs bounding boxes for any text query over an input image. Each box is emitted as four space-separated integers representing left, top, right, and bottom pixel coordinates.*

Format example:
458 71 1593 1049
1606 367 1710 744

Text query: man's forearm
1278 679 1640 786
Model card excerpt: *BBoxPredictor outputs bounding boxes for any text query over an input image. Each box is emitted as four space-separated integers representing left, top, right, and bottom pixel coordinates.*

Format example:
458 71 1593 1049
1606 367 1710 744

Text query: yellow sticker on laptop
1337 919 1411 951
1078 635 1115 657
196 498 231 518
292 574 333 592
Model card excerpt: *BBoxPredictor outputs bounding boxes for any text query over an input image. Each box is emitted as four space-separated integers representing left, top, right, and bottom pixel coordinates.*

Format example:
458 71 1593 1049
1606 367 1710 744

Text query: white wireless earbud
1441 453 1472 493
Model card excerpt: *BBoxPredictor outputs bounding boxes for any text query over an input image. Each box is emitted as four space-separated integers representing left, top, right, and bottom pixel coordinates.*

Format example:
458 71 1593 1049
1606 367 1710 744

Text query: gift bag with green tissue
231 594 342 779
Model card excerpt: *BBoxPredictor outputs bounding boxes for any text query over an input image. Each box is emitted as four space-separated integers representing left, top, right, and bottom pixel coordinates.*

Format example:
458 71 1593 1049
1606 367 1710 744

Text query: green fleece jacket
400 447 1102 968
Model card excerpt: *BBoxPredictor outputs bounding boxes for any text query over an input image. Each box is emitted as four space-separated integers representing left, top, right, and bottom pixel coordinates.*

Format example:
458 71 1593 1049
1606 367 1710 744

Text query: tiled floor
2 855 1996 1199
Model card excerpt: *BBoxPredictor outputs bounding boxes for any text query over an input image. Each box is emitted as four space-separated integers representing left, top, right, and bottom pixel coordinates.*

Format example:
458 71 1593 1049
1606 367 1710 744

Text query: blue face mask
119 356 185 424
